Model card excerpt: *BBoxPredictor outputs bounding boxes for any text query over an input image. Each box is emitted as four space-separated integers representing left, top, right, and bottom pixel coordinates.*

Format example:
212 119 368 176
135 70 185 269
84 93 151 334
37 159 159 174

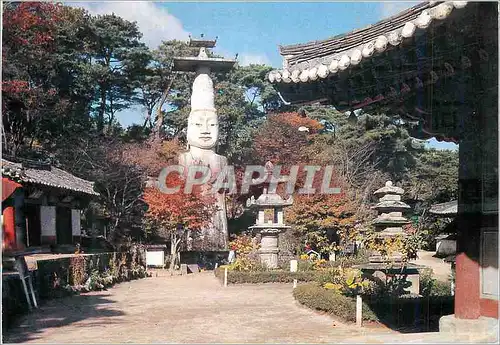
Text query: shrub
336 250 370 267
293 283 378 322
429 279 452 296
297 259 314 271
227 256 267 271
229 234 259 254
364 294 454 331
420 268 452 297
318 267 376 296
36 248 149 298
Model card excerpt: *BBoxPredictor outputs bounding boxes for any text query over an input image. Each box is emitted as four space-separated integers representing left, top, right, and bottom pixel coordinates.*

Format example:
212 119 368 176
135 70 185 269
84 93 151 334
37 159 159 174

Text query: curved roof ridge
279 2 430 55
269 1 469 83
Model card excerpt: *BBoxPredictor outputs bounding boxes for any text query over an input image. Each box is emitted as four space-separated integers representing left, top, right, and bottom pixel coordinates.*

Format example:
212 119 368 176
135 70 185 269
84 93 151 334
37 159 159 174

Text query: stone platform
439 314 499 339
355 263 425 295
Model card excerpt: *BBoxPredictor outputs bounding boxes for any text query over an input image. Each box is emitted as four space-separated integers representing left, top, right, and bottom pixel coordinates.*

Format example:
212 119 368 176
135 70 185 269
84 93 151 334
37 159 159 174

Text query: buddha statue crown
190 66 216 114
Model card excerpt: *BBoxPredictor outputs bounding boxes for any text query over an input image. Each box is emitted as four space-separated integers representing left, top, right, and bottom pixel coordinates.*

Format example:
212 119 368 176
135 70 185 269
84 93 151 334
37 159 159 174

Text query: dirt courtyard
4 272 394 343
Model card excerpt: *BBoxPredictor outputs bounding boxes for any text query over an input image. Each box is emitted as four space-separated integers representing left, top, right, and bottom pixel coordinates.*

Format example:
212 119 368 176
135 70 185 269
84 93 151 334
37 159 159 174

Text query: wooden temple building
269 0 498 325
2 157 98 251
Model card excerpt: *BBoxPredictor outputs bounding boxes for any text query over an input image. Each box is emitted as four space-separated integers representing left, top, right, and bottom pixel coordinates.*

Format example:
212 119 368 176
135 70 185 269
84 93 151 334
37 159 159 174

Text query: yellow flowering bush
364 231 406 261
312 258 328 271
228 256 266 271
297 256 329 271
229 234 259 254
227 234 262 271
322 267 375 296
323 282 343 293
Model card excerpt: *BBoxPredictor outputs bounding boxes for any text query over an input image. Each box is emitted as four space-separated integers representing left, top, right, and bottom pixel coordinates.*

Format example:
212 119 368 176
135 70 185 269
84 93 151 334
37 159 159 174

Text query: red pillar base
455 252 481 319
2 206 16 250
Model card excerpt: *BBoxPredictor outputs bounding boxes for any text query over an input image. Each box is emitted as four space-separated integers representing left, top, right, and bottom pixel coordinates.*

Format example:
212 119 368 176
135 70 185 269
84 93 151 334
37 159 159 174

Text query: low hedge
364 294 454 331
214 267 331 284
293 283 378 323
293 283 454 331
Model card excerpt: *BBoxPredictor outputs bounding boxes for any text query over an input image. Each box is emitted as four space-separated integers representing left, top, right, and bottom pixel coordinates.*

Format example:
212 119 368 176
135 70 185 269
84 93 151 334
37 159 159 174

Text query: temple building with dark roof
2 157 98 251
270 0 498 329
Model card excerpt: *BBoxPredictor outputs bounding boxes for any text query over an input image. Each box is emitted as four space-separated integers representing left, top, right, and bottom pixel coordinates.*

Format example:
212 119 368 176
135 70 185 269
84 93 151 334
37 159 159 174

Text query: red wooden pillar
455 224 481 319
2 205 16 250
2 177 22 250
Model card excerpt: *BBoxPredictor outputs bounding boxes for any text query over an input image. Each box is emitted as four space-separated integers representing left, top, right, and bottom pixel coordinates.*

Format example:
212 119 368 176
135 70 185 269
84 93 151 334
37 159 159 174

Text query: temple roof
270 2 467 83
1 158 98 196
429 200 457 216
268 1 498 143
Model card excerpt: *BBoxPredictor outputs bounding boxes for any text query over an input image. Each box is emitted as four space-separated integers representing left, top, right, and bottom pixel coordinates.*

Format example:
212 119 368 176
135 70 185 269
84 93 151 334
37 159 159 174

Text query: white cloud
71 2 189 48
379 2 420 18
237 53 272 67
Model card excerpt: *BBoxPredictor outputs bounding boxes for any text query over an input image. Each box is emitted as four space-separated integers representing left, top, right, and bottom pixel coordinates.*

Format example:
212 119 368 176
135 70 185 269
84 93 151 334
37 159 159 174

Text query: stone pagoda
173 36 236 250
247 188 293 269
369 180 411 263
357 180 424 295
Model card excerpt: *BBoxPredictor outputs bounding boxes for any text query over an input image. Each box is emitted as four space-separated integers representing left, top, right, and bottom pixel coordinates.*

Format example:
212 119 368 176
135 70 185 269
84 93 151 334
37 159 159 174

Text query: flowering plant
322 267 374 296
228 234 259 255
227 233 261 271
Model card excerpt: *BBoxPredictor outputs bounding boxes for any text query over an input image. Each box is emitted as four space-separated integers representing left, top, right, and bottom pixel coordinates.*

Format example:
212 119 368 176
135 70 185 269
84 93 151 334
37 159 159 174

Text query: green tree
403 148 458 206
89 14 148 133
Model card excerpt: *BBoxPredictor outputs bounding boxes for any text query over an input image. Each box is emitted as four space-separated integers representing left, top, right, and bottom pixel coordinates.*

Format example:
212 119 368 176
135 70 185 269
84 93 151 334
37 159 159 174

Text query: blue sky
75 1 457 151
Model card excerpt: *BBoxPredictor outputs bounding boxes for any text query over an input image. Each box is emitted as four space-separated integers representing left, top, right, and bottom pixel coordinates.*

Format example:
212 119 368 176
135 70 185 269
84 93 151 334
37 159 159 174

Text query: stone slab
439 314 499 339
187 264 200 274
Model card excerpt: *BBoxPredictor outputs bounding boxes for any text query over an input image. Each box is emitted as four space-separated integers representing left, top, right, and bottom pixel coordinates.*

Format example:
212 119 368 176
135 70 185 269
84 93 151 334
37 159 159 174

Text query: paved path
4 273 393 343
413 251 452 282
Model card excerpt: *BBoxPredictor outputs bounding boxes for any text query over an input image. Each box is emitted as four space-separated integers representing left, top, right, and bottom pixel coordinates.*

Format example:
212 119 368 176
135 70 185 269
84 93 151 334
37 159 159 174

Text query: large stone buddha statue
178 65 228 249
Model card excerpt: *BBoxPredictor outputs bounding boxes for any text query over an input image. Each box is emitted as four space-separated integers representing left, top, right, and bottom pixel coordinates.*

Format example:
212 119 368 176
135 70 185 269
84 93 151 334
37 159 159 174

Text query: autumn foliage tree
284 165 359 256
143 171 215 272
2 2 66 155
252 112 323 166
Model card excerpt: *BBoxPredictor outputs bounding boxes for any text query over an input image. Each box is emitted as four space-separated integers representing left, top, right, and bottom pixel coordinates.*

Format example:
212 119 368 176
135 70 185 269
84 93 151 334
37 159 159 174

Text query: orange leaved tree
143 171 216 272
284 166 359 256
252 112 323 166
285 191 358 256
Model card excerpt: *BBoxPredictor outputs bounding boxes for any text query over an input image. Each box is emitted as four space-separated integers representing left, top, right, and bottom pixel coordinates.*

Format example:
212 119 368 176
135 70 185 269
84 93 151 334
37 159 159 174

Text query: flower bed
2 246 149 330
36 250 148 298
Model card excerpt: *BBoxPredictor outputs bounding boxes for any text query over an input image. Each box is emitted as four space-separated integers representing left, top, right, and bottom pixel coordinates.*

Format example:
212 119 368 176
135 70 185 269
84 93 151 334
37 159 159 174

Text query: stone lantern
247 189 293 269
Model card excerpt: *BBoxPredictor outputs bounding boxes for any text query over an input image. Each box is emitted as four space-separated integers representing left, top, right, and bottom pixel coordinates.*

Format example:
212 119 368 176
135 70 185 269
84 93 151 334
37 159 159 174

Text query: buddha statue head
186 67 219 150
187 109 219 150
